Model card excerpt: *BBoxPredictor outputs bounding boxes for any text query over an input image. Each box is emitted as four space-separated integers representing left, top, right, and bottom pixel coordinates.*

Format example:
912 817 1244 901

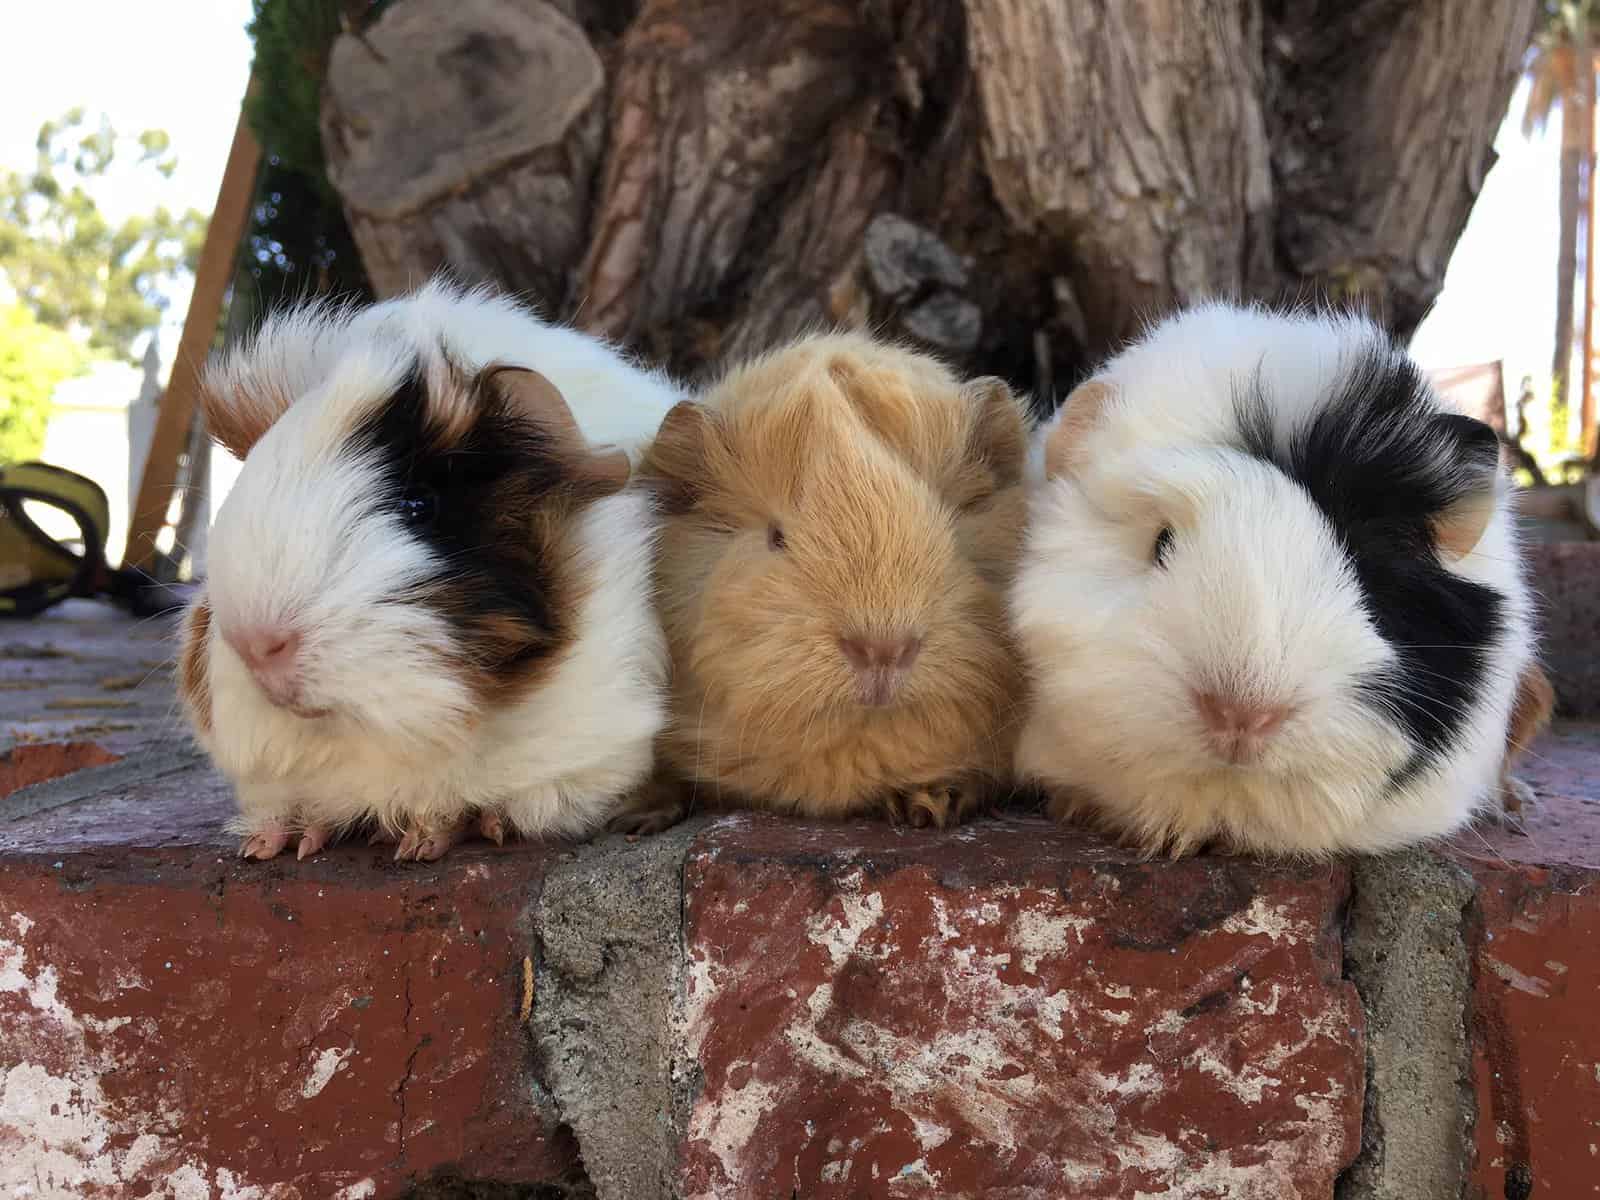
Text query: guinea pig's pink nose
220 623 311 712
840 633 923 707
1193 690 1293 764
228 625 302 674
839 634 923 673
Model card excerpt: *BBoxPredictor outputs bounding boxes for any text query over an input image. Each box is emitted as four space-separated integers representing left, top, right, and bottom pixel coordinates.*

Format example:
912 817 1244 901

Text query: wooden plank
122 101 260 573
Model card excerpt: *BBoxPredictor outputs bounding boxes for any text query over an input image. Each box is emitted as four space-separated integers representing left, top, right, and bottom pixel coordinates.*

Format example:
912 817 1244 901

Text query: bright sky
1410 78 1560 387
0 5 1566 387
0 0 255 351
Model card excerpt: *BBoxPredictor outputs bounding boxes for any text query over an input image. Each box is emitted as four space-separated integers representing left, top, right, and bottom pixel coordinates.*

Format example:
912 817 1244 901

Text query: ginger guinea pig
178 277 679 860
618 332 1030 830
1012 301 1550 857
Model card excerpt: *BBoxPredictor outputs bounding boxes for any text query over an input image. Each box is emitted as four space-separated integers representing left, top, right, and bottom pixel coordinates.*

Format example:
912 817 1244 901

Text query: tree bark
320 0 609 308
320 0 1538 397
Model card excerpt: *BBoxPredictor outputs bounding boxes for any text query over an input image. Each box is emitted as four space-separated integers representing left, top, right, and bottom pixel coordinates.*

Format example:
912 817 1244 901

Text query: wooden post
123 100 260 574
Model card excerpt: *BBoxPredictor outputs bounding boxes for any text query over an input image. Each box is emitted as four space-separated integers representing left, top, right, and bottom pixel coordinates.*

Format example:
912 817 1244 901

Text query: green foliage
240 0 378 319
245 0 348 188
0 109 206 362
0 302 87 464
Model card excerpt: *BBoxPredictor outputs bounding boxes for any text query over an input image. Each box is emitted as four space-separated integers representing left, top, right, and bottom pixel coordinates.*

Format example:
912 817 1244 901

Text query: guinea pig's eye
958 491 991 515
1152 524 1175 568
767 523 787 552
397 486 438 528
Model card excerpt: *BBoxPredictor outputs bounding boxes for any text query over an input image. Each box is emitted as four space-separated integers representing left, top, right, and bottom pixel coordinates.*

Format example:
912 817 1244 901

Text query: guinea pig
614 332 1030 831
177 277 680 861
1011 301 1549 858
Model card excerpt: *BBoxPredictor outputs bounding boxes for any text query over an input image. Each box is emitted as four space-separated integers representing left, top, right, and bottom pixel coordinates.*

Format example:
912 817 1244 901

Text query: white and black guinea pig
177 277 680 861
1012 301 1552 857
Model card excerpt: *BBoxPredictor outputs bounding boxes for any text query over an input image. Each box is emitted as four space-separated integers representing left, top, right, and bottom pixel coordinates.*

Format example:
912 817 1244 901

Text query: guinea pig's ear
641 400 716 514
962 376 1029 483
482 365 631 499
1431 413 1502 562
1043 379 1115 479
199 367 294 460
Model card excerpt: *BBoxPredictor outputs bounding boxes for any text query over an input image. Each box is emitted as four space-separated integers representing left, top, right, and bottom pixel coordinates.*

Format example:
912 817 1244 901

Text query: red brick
0 787 578 1197
1451 724 1600 1199
1465 866 1600 1199
676 816 1364 1199
0 741 120 798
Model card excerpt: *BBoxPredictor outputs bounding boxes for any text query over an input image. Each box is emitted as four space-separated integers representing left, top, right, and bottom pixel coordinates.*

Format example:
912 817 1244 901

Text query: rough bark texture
321 0 609 306
322 0 1538 395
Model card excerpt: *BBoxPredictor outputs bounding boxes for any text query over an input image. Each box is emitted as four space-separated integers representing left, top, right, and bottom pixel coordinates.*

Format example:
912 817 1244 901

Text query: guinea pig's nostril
839 634 922 673
229 625 303 672
894 636 924 671
1246 706 1289 737
1193 690 1294 761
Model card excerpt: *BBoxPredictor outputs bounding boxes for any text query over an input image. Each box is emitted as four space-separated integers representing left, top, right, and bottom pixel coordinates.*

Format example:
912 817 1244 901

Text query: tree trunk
1556 140 1582 417
1555 60 1588 439
320 0 1537 400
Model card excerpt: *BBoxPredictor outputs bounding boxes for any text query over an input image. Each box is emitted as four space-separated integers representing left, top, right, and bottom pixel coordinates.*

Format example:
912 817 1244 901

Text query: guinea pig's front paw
238 820 335 861
394 815 472 862
477 810 508 846
238 820 295 861
882 779 986 830
1486 773 1539 837
605 781 689 837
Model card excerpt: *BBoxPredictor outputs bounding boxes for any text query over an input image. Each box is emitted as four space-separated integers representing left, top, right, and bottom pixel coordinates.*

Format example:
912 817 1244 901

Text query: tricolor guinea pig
615 332 1031 831
178 278 680 861
1011 302 1550 857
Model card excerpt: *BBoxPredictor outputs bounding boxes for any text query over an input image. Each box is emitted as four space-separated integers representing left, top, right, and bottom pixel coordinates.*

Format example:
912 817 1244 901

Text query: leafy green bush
0 111 205 362
0 302 86 464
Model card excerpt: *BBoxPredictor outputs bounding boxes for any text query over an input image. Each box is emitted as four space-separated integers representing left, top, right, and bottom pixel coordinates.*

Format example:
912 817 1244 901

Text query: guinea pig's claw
296 824 332 860
478 811 507 846
1487 775 1538 837
239 824 293 861
394 818 470 863
885 781 985 830
605 778 691 837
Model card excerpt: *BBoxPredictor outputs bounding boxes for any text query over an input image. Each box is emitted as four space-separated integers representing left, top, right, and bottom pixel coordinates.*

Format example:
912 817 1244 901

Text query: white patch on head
1014 301 1536 855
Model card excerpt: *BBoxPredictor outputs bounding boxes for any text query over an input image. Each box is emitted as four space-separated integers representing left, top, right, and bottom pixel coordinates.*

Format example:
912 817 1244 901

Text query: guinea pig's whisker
736 676 787 763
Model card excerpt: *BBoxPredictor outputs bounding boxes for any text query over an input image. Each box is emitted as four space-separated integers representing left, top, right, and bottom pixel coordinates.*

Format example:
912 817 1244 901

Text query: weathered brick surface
1449 722 1600 1200
676 816 1364 1199
8 600 1600 1200
0 740 120 797
1 778 581 1199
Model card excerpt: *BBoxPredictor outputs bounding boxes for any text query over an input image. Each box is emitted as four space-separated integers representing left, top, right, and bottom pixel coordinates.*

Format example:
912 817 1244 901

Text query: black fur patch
348 360 574 681
1233 345 1504 772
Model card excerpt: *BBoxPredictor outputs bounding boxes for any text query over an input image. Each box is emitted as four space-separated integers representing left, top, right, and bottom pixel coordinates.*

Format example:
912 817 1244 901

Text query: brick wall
2 606 1596 1200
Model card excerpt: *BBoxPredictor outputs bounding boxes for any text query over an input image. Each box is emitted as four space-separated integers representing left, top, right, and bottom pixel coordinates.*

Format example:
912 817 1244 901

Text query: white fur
191 278 679 841
1012 302 1536 856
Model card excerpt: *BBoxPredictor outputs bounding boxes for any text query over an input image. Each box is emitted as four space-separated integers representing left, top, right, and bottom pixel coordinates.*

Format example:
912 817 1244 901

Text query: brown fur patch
359 362 623 711
200 374 294 460
641 332 1030 819
1499 662 1556 818
177 597 213 735
430 505 596 708
1507 663 1556 757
